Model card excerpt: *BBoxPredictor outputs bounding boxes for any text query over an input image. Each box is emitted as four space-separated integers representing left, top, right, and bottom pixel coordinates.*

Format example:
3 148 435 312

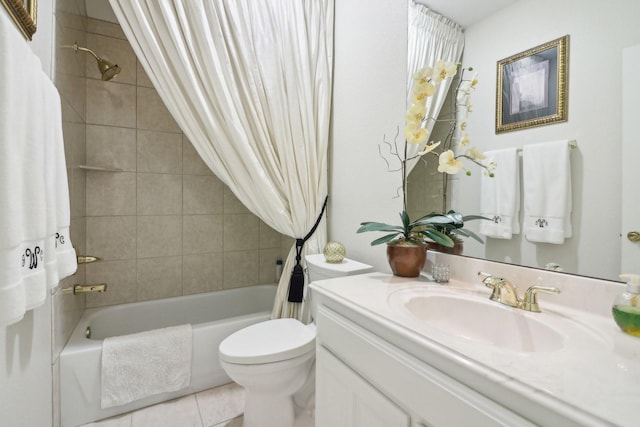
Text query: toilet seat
219 318 315 364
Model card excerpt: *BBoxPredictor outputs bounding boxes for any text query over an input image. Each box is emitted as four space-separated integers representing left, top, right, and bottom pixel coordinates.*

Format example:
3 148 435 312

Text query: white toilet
218 253 372 427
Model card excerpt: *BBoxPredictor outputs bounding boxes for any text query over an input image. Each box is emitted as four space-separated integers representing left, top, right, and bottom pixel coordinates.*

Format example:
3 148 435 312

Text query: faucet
477 272 560 312
63 283 107 295
478 272 520 307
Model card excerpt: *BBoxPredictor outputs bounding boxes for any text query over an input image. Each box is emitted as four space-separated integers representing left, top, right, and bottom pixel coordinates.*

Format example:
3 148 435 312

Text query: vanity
310 253 640 427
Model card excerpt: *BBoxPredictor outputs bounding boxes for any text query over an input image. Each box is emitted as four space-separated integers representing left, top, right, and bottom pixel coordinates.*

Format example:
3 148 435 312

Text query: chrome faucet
477 272 560 312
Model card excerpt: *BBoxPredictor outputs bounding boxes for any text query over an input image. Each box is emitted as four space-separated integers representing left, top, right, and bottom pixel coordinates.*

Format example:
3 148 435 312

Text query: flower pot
426 240 464 255
386 243 427 277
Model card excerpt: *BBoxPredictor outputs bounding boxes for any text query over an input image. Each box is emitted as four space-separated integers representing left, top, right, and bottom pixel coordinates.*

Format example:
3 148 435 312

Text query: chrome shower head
69 42 121 81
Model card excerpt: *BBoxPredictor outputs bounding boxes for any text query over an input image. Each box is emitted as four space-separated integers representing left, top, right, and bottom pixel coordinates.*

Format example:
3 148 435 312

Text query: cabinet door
316 345 410 427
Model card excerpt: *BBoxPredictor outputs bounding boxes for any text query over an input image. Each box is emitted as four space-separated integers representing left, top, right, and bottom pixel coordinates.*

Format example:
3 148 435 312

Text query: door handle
627 231 640 242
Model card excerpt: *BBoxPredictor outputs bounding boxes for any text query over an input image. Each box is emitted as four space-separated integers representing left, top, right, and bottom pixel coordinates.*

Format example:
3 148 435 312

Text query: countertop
310 272 640 427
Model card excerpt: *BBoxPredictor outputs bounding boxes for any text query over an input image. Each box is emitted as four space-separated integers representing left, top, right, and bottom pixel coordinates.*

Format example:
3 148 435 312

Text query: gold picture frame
1 0 37 40
496 35 569 133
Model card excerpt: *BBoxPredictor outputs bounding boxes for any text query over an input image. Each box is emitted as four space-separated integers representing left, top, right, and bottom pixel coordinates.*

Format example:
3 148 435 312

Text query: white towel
0 11 77 324
522 140 572 244
101 324 193 409
479 148 520 239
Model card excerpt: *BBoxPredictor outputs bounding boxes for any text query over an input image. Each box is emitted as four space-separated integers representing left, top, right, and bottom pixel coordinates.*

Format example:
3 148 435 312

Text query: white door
621 44 640 274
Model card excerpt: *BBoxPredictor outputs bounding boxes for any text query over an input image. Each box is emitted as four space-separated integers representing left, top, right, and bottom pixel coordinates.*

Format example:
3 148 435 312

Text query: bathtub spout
63 284 108 295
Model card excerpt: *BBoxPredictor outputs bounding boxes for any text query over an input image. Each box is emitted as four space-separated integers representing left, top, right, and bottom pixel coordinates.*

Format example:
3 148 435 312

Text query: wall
453 0 640 280
329 0 408 272
73 19 290 310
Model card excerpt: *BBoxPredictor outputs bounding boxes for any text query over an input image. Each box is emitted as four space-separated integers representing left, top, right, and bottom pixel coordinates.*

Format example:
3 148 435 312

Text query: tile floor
79 382 244 427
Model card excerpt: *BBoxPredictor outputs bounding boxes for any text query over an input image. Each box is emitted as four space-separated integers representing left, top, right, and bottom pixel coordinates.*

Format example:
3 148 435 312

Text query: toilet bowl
218 254 372 427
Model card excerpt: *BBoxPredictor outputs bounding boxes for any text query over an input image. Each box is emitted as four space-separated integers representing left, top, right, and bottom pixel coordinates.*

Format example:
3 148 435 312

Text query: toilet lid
219 318 316 364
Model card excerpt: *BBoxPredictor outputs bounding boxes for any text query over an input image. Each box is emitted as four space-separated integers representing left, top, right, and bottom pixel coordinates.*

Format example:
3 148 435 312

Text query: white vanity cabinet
314 300 536 427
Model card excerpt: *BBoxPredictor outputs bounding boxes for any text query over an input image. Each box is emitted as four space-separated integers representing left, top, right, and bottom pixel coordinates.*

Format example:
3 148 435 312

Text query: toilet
218 253 372 427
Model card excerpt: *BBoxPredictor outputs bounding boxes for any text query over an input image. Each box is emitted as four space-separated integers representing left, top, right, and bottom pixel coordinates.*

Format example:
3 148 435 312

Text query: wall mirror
407 0 640 282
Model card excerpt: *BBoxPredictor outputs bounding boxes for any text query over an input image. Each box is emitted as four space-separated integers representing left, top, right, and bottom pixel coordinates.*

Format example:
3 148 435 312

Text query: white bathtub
60 284 276 427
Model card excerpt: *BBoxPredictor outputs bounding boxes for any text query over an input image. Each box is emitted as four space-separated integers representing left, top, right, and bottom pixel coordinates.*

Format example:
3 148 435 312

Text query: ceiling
414 0 520 27
88 1 520 28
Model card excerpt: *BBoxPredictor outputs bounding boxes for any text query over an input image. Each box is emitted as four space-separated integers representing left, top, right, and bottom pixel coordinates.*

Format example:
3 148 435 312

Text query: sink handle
477 271 504 287
522 286 561 312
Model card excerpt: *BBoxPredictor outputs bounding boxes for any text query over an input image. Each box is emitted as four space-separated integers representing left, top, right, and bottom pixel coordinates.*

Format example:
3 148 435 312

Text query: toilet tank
305 253 373 282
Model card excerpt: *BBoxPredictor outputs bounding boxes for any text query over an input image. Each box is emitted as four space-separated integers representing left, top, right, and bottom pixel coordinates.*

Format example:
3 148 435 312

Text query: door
621 44 640 274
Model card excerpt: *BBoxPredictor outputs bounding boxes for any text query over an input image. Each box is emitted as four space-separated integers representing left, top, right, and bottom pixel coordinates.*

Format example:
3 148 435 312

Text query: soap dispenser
612 274 640 336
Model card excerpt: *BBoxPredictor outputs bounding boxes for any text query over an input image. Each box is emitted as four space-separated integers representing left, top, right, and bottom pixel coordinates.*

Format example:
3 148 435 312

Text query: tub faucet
477 272 520 308
63 283 107 295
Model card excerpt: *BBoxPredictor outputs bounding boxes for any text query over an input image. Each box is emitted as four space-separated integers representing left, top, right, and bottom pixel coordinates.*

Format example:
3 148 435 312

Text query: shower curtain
406 3 465 172
109 0 333 322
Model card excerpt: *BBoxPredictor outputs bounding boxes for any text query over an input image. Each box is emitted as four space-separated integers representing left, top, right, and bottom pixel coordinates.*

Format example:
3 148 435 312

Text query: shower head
68 42 121 81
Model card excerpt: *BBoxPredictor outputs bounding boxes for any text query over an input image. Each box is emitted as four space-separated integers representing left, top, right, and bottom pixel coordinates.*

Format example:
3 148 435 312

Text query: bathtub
60 284 276 427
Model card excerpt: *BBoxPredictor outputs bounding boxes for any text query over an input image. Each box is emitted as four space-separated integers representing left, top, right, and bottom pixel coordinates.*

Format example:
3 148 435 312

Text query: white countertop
310 271 640 427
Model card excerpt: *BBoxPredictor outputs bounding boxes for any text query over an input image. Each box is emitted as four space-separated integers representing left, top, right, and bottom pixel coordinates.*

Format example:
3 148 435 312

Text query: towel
0 10 77 325
101 324 193 409
522 140 572 244
479 148 520 239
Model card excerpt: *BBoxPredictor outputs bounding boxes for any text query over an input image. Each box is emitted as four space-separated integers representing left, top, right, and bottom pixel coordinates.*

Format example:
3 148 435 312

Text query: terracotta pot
426 240 464 255
386 243 427 277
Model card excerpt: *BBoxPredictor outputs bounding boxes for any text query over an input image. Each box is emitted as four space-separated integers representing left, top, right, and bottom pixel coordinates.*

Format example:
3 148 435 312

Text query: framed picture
496 35 569 133
1 0 37 40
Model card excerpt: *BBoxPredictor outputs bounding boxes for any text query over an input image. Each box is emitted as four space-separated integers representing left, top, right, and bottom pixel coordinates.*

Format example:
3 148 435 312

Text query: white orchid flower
404 126 428 145
434 60 458 84
438 150 464 174
417 140 442 156
465 146 487 161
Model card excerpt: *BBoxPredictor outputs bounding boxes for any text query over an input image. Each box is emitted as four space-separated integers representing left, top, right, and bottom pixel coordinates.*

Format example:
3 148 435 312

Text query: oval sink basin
391 290 565 352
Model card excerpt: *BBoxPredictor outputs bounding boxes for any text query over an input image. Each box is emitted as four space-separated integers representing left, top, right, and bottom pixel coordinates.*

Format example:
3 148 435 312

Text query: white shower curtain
406 3 465 172
108 0 333 322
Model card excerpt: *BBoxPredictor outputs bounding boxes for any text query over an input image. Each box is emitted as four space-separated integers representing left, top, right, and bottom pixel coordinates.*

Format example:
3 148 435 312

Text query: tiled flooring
80 383 244 427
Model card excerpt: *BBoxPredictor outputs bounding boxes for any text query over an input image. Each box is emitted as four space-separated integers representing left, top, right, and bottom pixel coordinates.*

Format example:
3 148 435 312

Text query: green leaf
400 211 410 230
451 228 485 244
357 222 404 233
421 229 454 247
462 214 491 222
370 233 401 246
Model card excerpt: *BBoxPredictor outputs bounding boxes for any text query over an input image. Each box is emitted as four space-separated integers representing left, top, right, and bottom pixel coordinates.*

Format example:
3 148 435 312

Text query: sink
389 289 565 352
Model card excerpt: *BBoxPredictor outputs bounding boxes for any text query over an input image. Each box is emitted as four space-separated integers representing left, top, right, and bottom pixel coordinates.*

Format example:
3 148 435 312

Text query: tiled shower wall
80 18 290 309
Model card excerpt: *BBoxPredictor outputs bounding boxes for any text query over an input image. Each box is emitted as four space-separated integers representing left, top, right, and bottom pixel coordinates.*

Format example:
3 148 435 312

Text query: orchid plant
358 61 494 247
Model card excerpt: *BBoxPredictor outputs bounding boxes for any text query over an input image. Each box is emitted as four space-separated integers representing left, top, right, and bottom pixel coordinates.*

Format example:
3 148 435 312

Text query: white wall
454 0 640 280
329 0 408 272
0 1 55 426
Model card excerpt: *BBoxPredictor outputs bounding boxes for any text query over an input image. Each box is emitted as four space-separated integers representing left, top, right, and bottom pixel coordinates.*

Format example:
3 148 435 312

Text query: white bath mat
101 324 192 408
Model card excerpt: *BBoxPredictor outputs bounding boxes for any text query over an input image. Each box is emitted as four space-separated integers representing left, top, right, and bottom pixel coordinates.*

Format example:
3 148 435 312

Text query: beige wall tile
56 26 86 77
137 86 181 133
223 213 259 251
62 121 86 167
86 125 136 171
87 18 126 40
86 216 136 261
223 250 259 289
85 33 136 84
259 248 282 285
137 215 182 258
223 187 251 214
183 215 223 255
86 79 136 127
136 61 153 88
183 175 223 215
57 73 86 121
85 260 137 307
182 137 213 176
259 221 282 249
137 174 182 215
136 257 182 301
137 130 183 174
182 253 224 295
68 168 86 219
86 171 136 216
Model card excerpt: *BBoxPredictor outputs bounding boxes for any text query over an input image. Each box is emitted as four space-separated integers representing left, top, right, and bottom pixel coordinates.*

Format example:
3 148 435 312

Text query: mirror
407 0 640 282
